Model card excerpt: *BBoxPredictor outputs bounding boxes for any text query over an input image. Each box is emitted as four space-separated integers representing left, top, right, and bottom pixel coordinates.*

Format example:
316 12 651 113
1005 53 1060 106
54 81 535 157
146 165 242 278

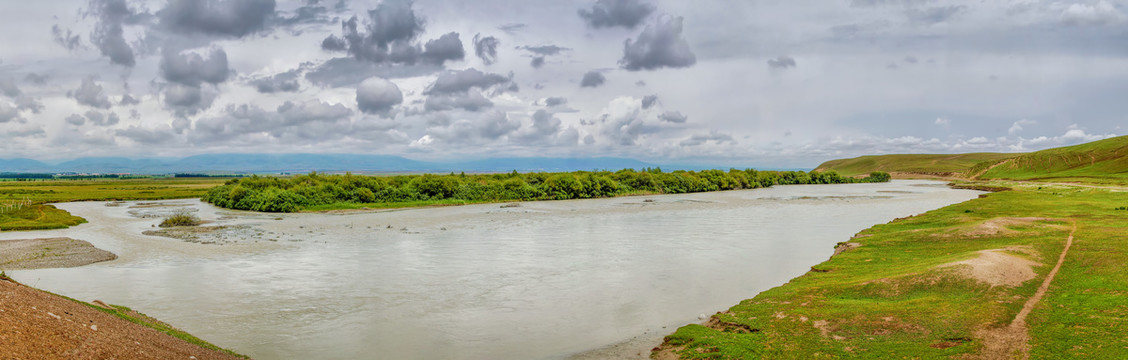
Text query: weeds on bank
159 210 201 227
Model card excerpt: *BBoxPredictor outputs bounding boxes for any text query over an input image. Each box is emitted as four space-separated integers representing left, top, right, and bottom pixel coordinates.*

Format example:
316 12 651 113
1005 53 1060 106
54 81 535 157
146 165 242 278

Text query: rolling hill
816 135 1128 183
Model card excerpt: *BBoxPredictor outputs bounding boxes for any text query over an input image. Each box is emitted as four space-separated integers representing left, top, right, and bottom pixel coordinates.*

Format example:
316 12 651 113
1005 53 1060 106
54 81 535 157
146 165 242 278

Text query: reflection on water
4 180 980 360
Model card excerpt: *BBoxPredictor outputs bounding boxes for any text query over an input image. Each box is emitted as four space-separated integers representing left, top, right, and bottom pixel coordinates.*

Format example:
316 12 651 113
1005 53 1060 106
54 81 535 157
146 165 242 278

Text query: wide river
5 180 979 359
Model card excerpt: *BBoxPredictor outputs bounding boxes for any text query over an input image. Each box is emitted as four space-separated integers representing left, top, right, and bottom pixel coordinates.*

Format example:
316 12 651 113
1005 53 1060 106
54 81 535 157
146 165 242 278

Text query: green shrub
159 210 201 227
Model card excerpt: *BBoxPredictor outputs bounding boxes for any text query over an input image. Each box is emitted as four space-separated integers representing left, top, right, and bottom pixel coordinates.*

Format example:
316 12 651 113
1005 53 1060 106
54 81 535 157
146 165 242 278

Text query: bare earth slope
0 276 242 360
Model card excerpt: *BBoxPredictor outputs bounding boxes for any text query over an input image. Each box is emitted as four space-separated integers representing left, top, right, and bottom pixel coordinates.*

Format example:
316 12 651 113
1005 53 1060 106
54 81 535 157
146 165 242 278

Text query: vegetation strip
203 169 891 212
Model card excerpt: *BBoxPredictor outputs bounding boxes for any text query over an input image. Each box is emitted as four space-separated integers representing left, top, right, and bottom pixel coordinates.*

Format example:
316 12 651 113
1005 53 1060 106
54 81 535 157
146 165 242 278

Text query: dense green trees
203 169 892 212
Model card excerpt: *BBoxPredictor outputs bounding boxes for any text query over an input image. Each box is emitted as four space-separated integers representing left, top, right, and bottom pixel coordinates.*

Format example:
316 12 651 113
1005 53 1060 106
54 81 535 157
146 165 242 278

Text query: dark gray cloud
158 0 276 38
162 83 216 116
530 56 545 68
424 91 493 112
904 56 919 64
275 0 338 26
544 97 567 107
356 77 403 114
497 23 526 34
478 111 520 139
84 110 121 126
641 94 657 109
70 77 113 109
512 109 563 143
658 110 687 123
680 132 734 146
89 0 146 67
322 0 466 66
52 25 84 51
473 34 500 65
578 0 655 29
65 114 87 126
0 102 20 123
767 56 796 69
620 16 696 71
518 45 569 56
906 5 966 25
580 71 605 88
23 73 49 85
277 99 352 125
160 47 231 86
426 68 511 94
420 32 465 65
251 69 301 93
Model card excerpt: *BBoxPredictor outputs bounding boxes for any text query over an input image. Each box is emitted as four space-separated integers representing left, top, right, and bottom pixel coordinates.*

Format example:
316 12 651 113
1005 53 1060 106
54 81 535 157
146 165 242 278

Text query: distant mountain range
0 154 685 174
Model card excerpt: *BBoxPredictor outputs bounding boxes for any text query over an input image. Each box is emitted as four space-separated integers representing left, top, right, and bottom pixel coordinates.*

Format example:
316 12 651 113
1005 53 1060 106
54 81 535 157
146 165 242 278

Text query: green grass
0 178 227 231
815 153 1015 177
973 135 1128 183
659 183 1128 358
158 210 202 227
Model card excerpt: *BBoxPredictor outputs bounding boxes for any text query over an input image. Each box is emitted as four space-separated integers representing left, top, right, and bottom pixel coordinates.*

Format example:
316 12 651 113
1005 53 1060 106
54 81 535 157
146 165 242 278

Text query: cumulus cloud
158 0 276 38
1060 1 1125 26
0 101 20 123
580 71 606 88
680 132 734 146
641 94 658 109
356 77 403 114
512 109 564 144
473 34 500 65
544 97 567 107
620 16 696 71
119 93 141 106
658 110 687 123
116 125 177 144
70 77 113 109
597 96 664 146
65 114 87 126
160 47 231 86
162 83 217 116
426 68 511 95
89 0 146 67
23 73 49 85
424 91 493 112
767 56 796 69
578 0 655 29
84 110 121 126
426 110 521 144
935 117 950 127
277 99 352 125
1008 119 1036 135
250 69 301 93
530 56 545 68
321 0 463 66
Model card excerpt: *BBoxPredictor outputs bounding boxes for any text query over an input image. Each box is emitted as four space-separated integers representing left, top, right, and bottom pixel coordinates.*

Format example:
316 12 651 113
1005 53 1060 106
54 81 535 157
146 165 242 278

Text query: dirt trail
969 159 1012 179
975 220 1076 359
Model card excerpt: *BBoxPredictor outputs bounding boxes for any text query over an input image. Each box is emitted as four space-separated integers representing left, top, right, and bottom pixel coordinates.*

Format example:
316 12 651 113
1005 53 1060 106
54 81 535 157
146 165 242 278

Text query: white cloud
1008 119 1037 135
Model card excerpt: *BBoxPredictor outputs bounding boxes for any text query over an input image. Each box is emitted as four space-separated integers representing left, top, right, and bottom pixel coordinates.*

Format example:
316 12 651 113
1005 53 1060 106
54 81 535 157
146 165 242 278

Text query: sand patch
143 225 268 245
940 248 1041 287
0 238 116 270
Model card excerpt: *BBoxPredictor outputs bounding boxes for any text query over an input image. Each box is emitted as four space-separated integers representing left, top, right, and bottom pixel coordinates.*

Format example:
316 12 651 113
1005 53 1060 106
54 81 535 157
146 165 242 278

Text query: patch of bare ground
0 277 241 360
0 238 116 270
942 217 1061 238
940 247 1041 287
969 221 1076 360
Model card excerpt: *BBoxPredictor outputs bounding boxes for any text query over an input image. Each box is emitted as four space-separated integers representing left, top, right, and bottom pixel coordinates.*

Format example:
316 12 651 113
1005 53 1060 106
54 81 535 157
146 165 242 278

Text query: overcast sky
0 0 1124 167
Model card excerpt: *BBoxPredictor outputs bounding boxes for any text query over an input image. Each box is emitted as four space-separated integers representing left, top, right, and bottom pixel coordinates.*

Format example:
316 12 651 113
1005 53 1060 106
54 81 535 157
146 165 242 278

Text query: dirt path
976 220 1076 359
969 159 1012 179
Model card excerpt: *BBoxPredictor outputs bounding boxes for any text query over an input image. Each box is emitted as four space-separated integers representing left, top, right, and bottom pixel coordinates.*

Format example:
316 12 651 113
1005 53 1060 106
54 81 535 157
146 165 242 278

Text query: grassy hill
816 135 1128 184
815 153 1014 177
970 135 1128 183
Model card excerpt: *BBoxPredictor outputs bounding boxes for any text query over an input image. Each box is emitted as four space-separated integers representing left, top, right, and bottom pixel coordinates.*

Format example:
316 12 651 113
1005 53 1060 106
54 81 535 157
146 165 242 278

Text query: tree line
203 168 892 212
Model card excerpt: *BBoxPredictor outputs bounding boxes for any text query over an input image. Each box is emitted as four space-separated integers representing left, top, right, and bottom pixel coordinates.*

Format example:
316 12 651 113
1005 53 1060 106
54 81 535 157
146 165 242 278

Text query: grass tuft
159 210 201 227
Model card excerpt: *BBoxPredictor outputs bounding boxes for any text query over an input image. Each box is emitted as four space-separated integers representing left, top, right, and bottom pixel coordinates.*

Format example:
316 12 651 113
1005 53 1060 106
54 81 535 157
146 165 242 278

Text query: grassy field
814 153 1014 177
0 178 227 231
972 136 1128 184
656 182 1128 358
815 136 1128 186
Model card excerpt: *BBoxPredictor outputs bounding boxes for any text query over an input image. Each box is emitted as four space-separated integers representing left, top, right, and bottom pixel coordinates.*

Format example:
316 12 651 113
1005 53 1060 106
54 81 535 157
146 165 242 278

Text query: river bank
653 181 1128 358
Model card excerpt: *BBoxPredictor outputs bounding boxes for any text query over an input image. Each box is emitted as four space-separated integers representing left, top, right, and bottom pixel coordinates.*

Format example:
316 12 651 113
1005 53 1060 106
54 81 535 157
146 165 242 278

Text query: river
3 180 980 359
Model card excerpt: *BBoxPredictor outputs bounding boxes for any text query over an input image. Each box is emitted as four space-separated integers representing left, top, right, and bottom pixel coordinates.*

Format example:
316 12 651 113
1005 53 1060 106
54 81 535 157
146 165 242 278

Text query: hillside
814 153 1014 177
970 135 1128 183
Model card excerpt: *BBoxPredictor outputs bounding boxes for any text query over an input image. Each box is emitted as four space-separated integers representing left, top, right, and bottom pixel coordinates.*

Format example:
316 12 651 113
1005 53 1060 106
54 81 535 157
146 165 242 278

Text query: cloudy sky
0 0 1124 168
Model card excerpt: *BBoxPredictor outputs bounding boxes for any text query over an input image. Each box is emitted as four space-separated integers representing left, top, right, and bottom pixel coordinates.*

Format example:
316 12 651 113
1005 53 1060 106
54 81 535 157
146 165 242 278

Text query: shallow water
4 180 980 359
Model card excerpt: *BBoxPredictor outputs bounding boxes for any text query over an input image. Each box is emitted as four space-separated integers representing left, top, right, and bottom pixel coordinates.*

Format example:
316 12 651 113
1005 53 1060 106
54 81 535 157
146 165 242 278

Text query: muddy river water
4 180 980 359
